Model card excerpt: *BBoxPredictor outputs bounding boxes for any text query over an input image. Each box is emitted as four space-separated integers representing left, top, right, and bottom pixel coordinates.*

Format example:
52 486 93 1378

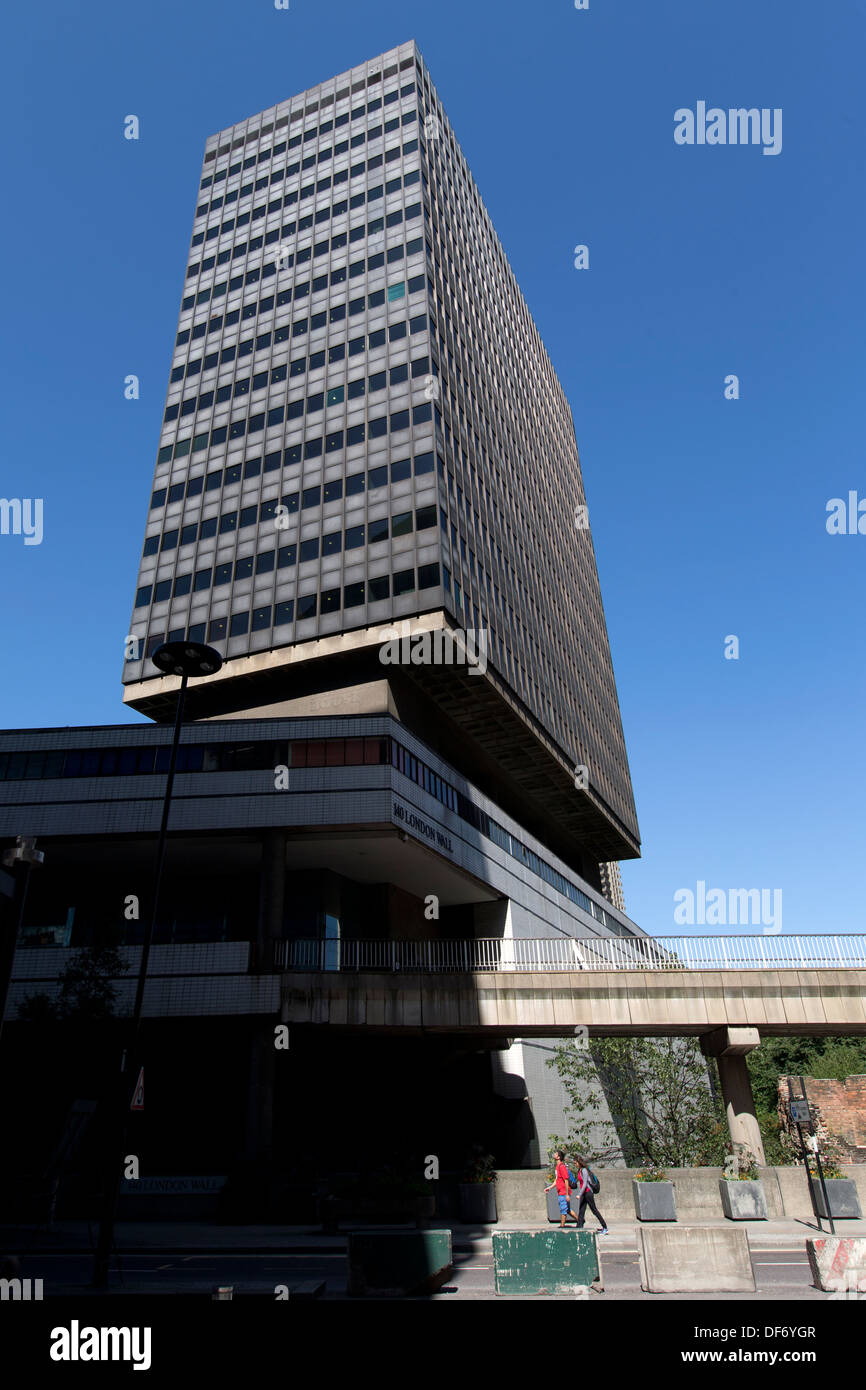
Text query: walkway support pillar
243 831 286 1170
700 1026 765 1164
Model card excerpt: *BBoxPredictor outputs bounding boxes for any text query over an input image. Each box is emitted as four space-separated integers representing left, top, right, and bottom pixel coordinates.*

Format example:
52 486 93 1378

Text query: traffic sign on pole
130 1068 144 1111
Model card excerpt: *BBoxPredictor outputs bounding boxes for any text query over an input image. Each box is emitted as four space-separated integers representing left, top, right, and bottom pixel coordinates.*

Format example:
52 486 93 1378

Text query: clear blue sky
1 1 863 937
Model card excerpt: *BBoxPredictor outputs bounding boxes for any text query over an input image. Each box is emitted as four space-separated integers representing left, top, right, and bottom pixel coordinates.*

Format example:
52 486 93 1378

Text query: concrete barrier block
806 1237 866 1292
347 1229 452 1297
493 1229 601 1296
639 1226 755 1293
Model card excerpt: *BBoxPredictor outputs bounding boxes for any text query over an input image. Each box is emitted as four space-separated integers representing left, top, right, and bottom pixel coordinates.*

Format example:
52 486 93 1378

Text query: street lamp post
92 641 222 1288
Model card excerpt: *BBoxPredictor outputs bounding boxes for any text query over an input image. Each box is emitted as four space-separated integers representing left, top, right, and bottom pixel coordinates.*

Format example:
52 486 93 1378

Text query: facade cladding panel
122 39 638 848
0 720 641 942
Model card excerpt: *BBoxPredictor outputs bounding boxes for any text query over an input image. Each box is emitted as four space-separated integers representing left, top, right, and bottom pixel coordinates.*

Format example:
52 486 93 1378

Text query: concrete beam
700 1026 761 1056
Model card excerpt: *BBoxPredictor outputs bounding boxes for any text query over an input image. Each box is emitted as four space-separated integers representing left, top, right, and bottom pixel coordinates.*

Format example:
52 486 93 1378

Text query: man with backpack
574 1155 608 1234
544 1148 581 1228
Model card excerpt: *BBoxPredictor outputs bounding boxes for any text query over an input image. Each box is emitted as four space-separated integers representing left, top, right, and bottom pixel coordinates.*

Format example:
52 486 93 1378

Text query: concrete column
717 1054 766 1164
700 1026 765 1164
244 832 285 1171
244 1024 275 1167
257 830 286 967
474 899 510 937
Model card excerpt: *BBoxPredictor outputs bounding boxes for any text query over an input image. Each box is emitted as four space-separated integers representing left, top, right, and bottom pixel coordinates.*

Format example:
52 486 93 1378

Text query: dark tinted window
368 575 390 602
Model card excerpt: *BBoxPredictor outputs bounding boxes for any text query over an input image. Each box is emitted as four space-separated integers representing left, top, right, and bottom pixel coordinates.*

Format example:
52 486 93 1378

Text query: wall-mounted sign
393 800 453 854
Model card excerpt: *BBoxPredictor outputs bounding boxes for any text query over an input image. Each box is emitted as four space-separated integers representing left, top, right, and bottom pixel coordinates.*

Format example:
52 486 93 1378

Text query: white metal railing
273 934 866 973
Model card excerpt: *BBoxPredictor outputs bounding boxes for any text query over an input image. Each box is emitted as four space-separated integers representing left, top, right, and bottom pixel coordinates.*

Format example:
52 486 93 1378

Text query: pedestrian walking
544 1148 580 1227
574 1155 608 1233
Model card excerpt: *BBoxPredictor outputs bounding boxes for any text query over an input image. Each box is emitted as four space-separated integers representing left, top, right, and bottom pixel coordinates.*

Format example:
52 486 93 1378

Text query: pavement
2 1217 862 1299
2 1214 863 1252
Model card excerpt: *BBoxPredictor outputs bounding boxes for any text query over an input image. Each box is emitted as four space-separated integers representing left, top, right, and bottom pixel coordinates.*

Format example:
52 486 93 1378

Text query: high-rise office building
1 42 644 1195
122 38 639 886
599 860 626 913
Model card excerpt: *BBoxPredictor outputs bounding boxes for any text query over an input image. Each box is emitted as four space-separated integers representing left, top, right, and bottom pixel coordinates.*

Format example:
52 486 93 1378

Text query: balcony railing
274 934 866 974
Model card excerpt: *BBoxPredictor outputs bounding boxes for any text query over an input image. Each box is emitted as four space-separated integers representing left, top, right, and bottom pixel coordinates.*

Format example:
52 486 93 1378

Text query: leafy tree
754 1103 790 1165
18 945 126 1022
547 1036 727 1168
747 1035 866 1163
799 1038 866 1082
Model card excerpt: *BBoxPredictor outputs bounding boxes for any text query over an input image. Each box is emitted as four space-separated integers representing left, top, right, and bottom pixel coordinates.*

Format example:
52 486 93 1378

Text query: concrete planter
719 1179 768 1220
811 1179 862 1220
633 1180 677 1221
459 1182 497 1223
414 1194 436 1226
546 1187 578 1222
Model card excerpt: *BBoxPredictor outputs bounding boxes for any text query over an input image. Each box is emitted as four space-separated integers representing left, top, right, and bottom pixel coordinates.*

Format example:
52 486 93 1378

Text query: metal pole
787 1075 818 1230
789 1075 836 1236
801 1074 836 1237
130 676 188 1036
92 675 189 1287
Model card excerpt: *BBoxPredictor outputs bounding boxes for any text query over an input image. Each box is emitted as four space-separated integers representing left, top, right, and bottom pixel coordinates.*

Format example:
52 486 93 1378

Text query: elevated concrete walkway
281 967 866 1035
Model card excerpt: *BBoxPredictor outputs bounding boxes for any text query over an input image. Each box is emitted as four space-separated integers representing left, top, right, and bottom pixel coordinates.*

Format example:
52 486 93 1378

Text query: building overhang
122 612 640 865
16 827 499 909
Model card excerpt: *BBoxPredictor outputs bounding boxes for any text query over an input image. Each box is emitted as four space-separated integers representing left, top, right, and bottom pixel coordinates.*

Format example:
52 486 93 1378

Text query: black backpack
587 1168 600 1194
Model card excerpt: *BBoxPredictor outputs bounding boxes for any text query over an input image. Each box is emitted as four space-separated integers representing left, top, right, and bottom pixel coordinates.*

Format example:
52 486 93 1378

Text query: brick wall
779 1075 866 1162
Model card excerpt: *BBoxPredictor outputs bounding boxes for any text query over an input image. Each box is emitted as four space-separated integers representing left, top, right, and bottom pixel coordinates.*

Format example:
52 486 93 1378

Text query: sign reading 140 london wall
393 800 453 854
